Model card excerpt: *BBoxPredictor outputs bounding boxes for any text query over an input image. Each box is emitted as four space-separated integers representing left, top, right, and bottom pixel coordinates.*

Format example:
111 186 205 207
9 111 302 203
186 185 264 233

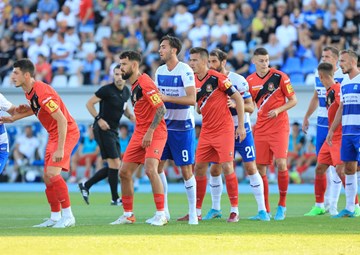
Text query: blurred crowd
0 0 359 87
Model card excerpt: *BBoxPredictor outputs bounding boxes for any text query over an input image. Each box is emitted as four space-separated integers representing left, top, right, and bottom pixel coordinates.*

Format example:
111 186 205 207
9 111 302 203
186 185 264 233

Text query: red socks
122 195 134 212
278 170 289 207
196 176 207 209
261 175 270 212
45 183 61 212
49 175 71 209
225 172 238 207
315 174 326 203
153 193 164 211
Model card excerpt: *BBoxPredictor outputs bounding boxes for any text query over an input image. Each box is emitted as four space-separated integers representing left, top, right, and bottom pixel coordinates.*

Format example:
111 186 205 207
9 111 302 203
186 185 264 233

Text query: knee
276 160 287 171
119 169 131 181
144 167 157 179
222 162 233 175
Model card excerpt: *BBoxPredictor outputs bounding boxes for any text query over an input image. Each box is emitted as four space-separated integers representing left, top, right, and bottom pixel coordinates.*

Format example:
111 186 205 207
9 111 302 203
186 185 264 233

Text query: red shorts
123 134 167 164
78 154 98 165
318 138 342 166
254 130 289 165
196 130 234 164
45 131 80 172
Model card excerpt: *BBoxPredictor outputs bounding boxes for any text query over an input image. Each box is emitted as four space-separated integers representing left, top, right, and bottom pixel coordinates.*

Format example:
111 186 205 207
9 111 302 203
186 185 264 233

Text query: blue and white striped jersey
315 68 344 127
0 93 12 152
155 62 195 131
227 71 252 133
340 73 360 135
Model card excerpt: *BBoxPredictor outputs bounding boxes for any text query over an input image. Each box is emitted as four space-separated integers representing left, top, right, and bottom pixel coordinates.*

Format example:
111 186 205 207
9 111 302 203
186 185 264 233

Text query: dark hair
317 62 334 75
189 47 209 59
323 46 339 58
210 48 228 61
119 123 129 130
253 47 268 56
119 51 142 63
13 59 35 77
113 64 121 70
160 35 182 55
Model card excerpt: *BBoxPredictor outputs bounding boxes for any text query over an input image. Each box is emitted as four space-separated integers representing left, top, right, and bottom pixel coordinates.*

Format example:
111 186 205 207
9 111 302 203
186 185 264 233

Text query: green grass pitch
0 192 359 254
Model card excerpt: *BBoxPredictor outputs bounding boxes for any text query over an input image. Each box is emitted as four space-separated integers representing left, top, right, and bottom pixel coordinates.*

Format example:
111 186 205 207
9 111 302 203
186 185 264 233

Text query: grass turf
0 192 359 254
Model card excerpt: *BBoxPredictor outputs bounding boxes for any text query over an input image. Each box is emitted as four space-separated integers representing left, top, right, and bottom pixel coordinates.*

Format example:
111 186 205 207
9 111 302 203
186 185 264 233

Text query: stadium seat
51 75 68 88
305 73 315 87
281 57 302 75
231 40 248 54
290 73 305 86
301 57 318 75
32 122 43 136
68 74 81 87
249 63 256 74
94 26 111 43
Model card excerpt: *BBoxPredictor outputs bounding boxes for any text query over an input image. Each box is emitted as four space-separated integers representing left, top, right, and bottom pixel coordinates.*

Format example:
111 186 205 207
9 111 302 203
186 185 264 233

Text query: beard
121 71 132 80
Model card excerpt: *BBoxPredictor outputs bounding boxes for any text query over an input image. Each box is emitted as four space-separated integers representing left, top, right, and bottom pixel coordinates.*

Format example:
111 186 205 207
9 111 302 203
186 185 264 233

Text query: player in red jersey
246 48 297 220
4 59 80 228
110 51 168 226
186 47 246 222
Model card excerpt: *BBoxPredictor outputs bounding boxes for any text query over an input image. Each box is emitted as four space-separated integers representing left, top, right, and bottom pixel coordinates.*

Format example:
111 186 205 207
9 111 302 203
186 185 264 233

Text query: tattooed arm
142 105 166 148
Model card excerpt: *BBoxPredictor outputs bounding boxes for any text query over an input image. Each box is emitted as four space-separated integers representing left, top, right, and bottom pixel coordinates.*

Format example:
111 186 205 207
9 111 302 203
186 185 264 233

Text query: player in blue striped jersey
148 35 198 225
302 46 344 215
328 50 360 218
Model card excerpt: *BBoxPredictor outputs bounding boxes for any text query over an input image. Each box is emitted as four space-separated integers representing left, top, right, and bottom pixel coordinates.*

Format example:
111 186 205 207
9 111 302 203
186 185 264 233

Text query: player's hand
235 126 246 142
268 109 279 118
52 149 64 162
326 130 333 147
142 129 154 148
16 104 31 113
0 116 15 124
302 118 309 134
98 118 110 130
227 98 236 108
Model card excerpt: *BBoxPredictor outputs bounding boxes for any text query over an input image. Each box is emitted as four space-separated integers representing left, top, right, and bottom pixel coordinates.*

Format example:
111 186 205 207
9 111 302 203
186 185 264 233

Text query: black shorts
93 122 120 159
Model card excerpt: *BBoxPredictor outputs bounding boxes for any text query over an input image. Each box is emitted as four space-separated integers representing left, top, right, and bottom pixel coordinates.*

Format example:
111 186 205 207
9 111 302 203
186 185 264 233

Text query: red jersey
247 68 295 135
326 82 342 139
131 74 167 139
25 81 78 140
195 69 237 134
79 0 94 20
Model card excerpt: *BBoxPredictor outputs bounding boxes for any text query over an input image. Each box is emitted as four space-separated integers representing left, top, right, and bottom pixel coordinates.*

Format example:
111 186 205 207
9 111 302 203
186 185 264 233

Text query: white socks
329 166 342 210
324 166 333 207
209 175 223 210
184 175 197 216
249 172 266 212
345 174 357 212
51 211 61 221
62 207 73 218
159 172 169 214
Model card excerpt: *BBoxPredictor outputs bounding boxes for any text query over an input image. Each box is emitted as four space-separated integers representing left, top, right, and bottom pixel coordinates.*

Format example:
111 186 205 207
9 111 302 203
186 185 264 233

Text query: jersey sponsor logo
174 77 178 84
42 96 53 104
150 93 161 105
268 82 274 92
147 90 156 94
252 85 263 91
354 85 358 90
45 99 59 112
286 84 294 94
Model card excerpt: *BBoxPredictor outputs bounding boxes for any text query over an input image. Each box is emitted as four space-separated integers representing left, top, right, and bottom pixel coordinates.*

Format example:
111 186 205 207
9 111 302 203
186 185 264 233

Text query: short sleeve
0 93 12 112
180 64 195 88
94 85 108 100
140 76 164 108
281 73 295 97
37 86 60 115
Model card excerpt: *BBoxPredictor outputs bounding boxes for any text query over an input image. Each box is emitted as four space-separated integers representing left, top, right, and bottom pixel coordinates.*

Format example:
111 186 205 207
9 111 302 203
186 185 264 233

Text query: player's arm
302 90 318 134
161 86 196 106
268 94 297 119
0 106 33 123
230 91 246 142
142 104 166 148
86 95 110 130
227 96 254 113
51 109 67 162
326 102 343 146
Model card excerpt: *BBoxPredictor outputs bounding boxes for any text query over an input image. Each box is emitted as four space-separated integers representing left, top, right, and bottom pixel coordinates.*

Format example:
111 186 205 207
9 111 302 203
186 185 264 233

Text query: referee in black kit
79 64 134 205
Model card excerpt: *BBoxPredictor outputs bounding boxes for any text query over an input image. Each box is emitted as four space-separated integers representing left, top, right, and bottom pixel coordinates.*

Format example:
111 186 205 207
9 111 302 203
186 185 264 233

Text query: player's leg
107 157 121 205
157 159 169 219
203 163 223 220
222 161 239 222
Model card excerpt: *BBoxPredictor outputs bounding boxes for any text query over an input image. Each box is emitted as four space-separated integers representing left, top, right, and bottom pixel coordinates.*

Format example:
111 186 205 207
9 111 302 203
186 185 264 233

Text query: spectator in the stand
69 125 100 183
172 3 194 38
207 0 236 26
274 0 289 27
43 28 57 47
216 34 233 59
51 32 73 75
64 0 80 16
326 19 345 50
119 124 130 158
77 52 101 85
0 38 15 82
302 0 325 28
323 2 344 30
188 17 210 48
64 26 81 54
22 21 42 49
309 17 328 59
229 52 250 77
290 7 305 28
38 12 56 32
11 125 40 182
11 21 25 49
10 5 28 31
27 36 50 64
210 14 231 43
143 33 160 68
236 3 254 41
37 0 59 19
264 33 284 69
275 15 297 54
35 54 52 84
297 25 317 59
342 7 359 45
287 122 306 175
56 2 76 28
79 0 95 40
335 0 350 13
155 16 175 40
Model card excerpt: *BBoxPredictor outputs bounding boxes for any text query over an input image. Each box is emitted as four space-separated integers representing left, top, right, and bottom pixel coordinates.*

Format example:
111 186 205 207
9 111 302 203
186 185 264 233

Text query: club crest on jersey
268 82 275 92
154 149 159 154
206 84 213 92
286 84 294 93
45 99 59 112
